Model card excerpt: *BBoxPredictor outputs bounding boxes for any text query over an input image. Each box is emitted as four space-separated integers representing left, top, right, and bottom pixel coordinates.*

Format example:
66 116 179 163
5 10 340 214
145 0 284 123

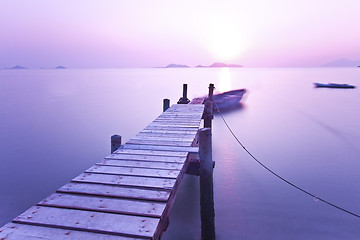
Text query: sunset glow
0 0 360 68
209 24 248 62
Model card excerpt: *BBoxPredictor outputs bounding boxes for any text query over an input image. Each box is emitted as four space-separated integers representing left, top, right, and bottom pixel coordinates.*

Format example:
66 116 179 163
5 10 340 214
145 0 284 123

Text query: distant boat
206 89 246 110
314 83 356 89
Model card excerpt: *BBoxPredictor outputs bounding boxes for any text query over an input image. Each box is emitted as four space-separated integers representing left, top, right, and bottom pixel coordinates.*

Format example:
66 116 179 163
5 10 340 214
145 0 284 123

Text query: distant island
196 62 243 68
162 62 243 68
164 63 189 68
6 65 28 69
55 66 66 69
322 58 360 67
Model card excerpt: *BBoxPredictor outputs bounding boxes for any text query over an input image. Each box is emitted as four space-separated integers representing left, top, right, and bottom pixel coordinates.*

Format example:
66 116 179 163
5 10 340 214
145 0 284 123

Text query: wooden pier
0 103 206 239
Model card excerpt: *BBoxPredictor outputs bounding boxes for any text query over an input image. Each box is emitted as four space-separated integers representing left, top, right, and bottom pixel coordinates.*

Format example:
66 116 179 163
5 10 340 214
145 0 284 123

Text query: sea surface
0 68 359 239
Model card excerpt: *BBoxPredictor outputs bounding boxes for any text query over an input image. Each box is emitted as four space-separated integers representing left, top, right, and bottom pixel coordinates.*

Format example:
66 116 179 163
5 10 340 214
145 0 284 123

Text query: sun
209 24 247 62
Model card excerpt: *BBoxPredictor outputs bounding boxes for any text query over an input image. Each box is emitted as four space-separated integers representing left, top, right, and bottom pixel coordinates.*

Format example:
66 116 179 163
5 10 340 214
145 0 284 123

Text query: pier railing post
204 83 214 128
208 83 214 102
203 101 213 128
177 83 190 104
163 98 170 112
199 128 215 240
111 135 121 153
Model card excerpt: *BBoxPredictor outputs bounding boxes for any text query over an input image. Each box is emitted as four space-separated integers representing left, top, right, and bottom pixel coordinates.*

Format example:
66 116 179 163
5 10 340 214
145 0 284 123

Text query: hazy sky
1 0 360 68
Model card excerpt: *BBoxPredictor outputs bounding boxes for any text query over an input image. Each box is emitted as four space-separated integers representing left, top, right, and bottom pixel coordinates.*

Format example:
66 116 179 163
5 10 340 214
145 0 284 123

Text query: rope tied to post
213 100 360 219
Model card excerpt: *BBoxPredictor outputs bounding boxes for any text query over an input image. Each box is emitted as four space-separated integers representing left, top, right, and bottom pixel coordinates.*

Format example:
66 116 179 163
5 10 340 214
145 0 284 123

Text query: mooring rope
213 101 360 219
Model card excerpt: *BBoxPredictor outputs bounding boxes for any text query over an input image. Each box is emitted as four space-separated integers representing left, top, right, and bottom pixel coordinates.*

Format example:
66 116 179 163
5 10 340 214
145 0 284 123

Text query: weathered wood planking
113 149 189 157
13 206 159 239
0 103 205 239
57 182 170 202
38 193 166 218
127 138 193 147
156 113 202 118
148 123 201 128
0 223 139 240
153 118 201 123
105 153 187 163
98 159 184 170
122 144 199 153
85 165 180 179
72 173 177 190
139 129 197 135
143 126 199 132
130 135 195 142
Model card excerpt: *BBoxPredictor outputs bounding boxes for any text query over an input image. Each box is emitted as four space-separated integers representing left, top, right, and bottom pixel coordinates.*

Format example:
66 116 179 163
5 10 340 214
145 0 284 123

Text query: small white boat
314 83 355 89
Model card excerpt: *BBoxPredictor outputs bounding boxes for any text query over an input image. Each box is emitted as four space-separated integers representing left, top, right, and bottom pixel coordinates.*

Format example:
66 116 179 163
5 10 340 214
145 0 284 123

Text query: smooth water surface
0 68 359 239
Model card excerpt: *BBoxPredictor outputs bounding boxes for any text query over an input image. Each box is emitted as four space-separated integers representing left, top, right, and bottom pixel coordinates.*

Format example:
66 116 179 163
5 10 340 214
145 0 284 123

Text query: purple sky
1 0 360 68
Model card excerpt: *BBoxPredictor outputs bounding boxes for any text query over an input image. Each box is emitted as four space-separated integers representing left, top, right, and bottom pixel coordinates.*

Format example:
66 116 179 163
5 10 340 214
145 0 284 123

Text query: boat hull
314 83 355 89
206 89 246 111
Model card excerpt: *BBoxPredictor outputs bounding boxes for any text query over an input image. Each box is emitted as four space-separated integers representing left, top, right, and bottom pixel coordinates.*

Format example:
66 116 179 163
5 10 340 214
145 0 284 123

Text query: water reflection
213 102 245 115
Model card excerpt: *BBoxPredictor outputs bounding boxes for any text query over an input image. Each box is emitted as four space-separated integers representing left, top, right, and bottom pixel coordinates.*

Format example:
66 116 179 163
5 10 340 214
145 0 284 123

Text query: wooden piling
111 135 121 153
208 83 214 102
199 128 215 240
203 101 213 128
177 84 190 104
163 98 170 112
203 83 214 128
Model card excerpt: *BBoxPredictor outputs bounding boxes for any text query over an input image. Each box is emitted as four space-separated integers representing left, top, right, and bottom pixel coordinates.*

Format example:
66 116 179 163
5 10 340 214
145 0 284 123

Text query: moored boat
205 89 246 110
314 83 356 89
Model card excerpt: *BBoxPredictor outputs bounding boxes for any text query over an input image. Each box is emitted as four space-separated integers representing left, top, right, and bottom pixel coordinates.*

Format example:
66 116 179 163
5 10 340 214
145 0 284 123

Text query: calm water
0 68 359 239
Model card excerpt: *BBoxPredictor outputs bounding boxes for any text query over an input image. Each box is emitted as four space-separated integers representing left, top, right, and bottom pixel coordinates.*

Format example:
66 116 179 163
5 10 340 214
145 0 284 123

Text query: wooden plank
72 173 176 190
85 165 180 179
139 129 197 135
166 104 203 108
13 206 159 239
157 114 202 118
148 123 200 128
147 123 200 127
155 117 201 121
122 144 199 153
162 108 203 112
57 183 170 202
139 131 197 135
161 107 203 111
0 223 139 240
163 109 202 112
153 118 200 122
113 149 188 157
127 139 192 147
152 120 200 125
160 111 203 115
38 193 166 218
130 135 194 142
144 126 199 132
152 122 200 126
98 159 184 170
156 111 202 115
105 154 186 163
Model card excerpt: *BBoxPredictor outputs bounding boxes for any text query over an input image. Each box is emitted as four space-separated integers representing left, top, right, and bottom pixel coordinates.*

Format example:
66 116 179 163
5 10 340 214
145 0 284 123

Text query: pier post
204 83 214 128
163 98 170 112
203 101 213 128
177 84 190 104
111 135 121 153
208 83 214 102
199 128 215 240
